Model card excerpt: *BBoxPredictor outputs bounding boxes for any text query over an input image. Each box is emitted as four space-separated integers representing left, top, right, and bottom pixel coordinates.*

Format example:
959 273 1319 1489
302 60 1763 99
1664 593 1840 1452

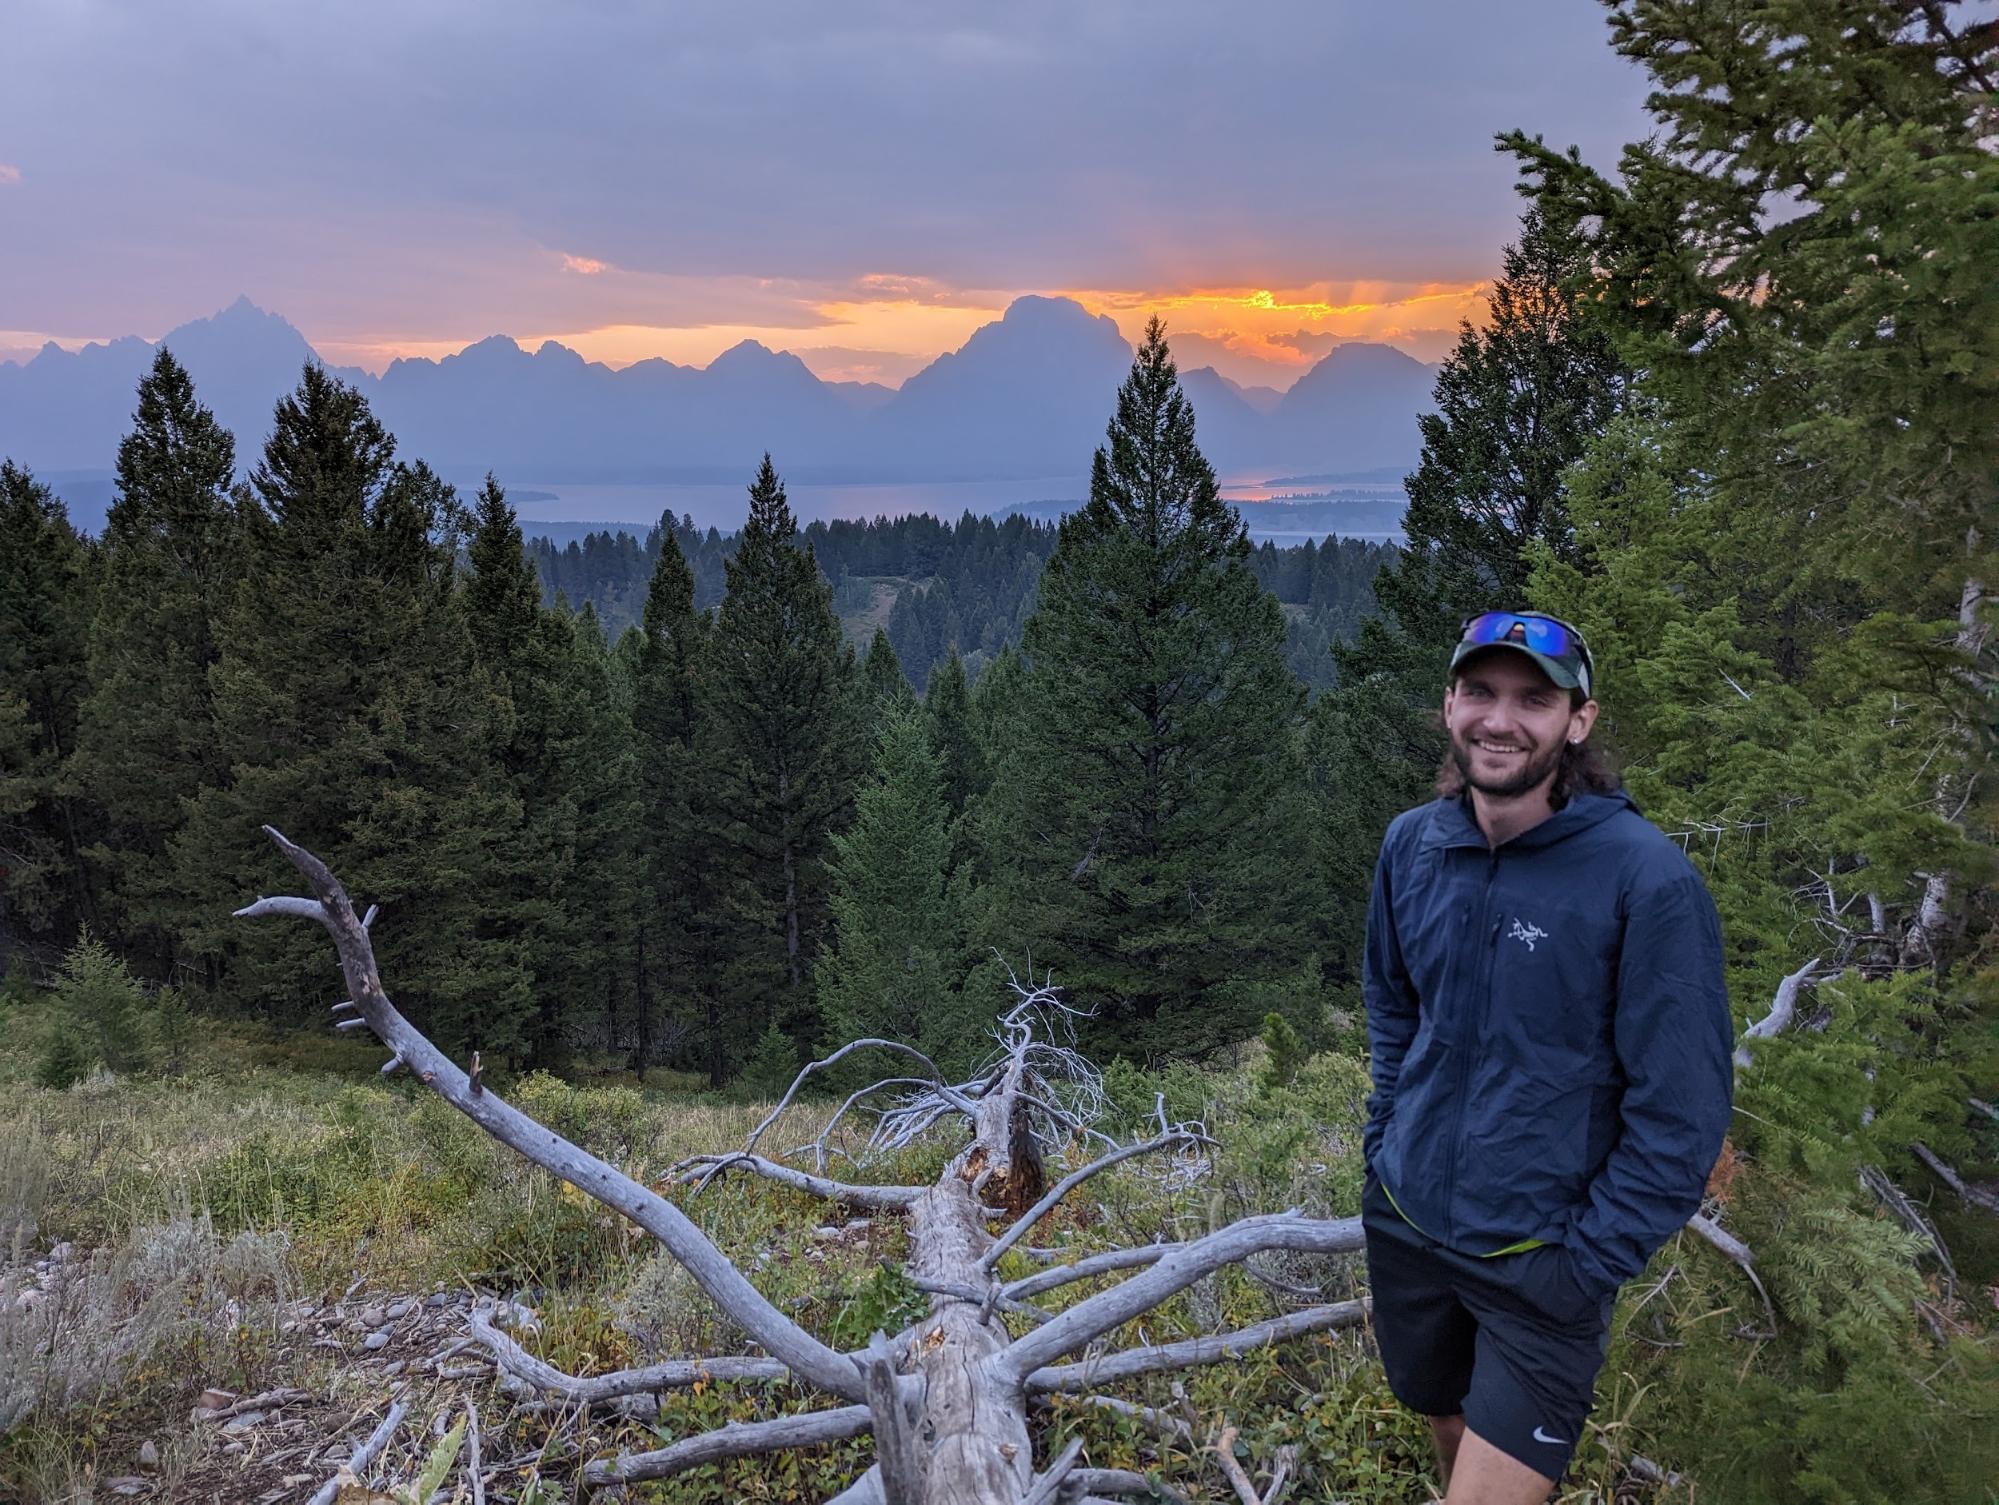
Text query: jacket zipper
1441 848 1502 1245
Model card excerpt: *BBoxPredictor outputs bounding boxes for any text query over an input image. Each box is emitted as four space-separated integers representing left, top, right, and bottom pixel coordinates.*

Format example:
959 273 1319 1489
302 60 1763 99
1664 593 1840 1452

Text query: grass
12 998 1981 1502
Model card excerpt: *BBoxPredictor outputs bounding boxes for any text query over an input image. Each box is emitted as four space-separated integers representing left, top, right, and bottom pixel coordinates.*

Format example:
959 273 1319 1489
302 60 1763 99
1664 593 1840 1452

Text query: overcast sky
0 2 1652 387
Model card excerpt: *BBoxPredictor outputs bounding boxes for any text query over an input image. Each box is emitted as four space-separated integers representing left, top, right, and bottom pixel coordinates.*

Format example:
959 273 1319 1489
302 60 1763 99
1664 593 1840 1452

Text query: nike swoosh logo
1532 1426 1568 1446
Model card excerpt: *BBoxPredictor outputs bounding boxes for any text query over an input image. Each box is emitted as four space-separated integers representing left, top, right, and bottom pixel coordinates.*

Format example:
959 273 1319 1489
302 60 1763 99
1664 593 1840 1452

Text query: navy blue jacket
1363 790 1733 1299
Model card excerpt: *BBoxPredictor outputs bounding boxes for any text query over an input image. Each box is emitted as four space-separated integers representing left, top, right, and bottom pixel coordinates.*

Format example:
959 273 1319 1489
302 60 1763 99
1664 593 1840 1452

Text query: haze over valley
1 293 1435 535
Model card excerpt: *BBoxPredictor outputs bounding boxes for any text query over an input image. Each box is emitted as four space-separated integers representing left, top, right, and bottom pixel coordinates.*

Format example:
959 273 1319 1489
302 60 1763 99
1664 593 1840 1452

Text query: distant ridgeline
524 508 1393 692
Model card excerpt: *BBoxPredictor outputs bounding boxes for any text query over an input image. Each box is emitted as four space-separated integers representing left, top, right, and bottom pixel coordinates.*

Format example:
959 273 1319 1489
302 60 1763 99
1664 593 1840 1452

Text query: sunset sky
1 2 1651 390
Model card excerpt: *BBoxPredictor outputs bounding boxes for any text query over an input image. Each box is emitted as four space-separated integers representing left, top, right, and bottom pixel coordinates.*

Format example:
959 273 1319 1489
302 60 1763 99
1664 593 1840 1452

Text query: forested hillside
1 4 1995 1498
528 508 1390 692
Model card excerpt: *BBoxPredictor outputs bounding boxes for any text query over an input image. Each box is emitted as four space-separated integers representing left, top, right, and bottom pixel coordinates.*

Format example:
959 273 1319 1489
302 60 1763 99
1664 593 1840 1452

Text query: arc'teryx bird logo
1509 917 1548 952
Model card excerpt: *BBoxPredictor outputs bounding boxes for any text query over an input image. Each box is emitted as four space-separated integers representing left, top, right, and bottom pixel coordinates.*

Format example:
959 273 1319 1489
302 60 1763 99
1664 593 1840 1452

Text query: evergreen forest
1 4 1995 1499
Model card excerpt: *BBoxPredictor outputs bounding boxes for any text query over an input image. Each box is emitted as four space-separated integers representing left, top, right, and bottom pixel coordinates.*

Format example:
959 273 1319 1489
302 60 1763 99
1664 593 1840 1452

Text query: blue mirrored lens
1462 611 1572 658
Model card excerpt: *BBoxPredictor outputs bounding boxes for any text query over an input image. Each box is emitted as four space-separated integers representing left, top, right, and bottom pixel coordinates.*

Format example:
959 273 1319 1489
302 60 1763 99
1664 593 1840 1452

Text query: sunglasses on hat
1453 610 1595 697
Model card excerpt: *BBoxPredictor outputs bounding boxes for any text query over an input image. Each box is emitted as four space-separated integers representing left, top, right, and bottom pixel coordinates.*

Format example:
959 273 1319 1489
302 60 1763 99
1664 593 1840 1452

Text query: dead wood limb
1860 1164 1958 1292
1072 1467 1191 1503
744 1039 977 1159
239 826 866 1403
465 1400 485 1505
190 1386 310 1421
1685 1213 1777 1336
1733 956 1823 1068
1006 1243 1188 1301
1020 1436 1086 1505
1001 1215 1364 1382
1080 1393 1193 1445
467 1303 790 1401
1028 1300 1368 1392
908 1275 1055 1326
670 1150 924 1210
579 1405 875 1486
863 1330 928 1504
308 1400 406 1505
981 1128 1213 1274
1913 1141 1999 1214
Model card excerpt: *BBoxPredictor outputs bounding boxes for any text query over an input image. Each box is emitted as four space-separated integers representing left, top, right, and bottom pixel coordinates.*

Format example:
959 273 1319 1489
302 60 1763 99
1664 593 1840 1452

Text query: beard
1449 729 1564 799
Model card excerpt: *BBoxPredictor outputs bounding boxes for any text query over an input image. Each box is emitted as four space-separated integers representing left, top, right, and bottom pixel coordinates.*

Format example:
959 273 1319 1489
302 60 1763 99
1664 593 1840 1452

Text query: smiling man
1359 610 1733 1502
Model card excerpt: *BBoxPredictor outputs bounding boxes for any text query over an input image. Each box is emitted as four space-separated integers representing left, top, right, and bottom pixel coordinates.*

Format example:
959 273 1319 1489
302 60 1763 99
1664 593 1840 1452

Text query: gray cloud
1 1 1650 339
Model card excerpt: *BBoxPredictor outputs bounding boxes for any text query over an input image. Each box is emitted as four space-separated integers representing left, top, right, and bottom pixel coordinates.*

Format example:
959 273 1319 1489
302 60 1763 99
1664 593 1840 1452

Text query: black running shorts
1362 1171 1615 1479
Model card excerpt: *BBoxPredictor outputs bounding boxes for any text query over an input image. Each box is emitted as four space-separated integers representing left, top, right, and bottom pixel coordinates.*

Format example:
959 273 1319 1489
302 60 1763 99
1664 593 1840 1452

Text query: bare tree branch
1685 1213 1776 1336
1002 1215 1364 1382
670 1151 924 1210
742 1038 976 1159
579 1405 875 1486
1006 1243 1188 1302
1913 1141 1999 1214
308 1401 406 1505
466 1303 790 1403
237 826 867 1403
1734 956 1823 1068
1020 1436 1086 1505
1072 1468 1192 1503
1027 1300 1368 1392
981 1128 1212 1274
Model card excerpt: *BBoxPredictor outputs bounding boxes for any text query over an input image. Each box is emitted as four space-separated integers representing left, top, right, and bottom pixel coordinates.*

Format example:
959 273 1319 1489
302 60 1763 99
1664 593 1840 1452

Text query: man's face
1443 651 1598 799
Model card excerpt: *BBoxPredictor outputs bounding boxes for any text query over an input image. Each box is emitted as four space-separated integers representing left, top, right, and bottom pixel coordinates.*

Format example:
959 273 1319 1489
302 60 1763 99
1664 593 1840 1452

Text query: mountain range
0 294 1437 510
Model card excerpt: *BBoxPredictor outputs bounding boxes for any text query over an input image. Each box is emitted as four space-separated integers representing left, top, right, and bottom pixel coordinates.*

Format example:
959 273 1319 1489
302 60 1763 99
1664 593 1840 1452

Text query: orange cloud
561 253 610 275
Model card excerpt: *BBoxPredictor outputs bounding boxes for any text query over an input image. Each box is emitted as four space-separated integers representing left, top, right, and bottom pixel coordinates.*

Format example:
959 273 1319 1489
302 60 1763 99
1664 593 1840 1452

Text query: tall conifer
0 462 95 942
174 367 516 1044
1310 208 1627 971
74 348 242 970
989 321 1307 1061
705 457 861 1050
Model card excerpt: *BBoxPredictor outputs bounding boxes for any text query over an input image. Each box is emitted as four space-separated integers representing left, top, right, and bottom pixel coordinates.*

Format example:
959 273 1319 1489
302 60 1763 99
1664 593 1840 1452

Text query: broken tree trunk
239 828 1367 1504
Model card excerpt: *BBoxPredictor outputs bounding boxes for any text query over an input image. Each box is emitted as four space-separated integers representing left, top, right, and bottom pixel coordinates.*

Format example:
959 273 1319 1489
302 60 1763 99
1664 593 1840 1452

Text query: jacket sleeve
1565 869 1734 1297
1361 833 1420 1167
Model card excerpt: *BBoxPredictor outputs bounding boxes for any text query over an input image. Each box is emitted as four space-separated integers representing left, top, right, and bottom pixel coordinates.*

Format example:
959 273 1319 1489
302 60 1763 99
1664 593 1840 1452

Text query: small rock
381 1360 404 1377
223 1441 244 1457
362 1330 391 1352
312 1337 346 1351
197 1388 236 1411
385 1298 413 1320
137 1439 160 1472
103 1477 149 1497
360 1305 387 1328
221 1410 264 1434
425 1291 452 1309
49 1242 74 1263
814 1225 840 1239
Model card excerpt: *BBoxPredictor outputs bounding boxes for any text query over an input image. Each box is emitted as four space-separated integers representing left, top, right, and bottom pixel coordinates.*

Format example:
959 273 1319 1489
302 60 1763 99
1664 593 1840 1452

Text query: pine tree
534 602 640 1067
923 649 986 821
1478 8 1999 1494
817 705 975 1067
861 627 916 730
630 531 731 1081
989 321 1309 1061
1310 206 1627 975
704 456 861 1053
73 348 242 971
0 462 96 943
174 367 516 1046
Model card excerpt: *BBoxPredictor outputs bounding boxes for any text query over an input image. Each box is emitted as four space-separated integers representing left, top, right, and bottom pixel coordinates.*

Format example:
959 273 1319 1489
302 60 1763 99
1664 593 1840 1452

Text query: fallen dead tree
239 827 1367 1504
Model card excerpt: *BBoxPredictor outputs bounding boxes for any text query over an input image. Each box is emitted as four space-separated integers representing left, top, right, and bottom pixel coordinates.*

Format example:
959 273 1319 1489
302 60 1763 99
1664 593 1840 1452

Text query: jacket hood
1418 789 1640 853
